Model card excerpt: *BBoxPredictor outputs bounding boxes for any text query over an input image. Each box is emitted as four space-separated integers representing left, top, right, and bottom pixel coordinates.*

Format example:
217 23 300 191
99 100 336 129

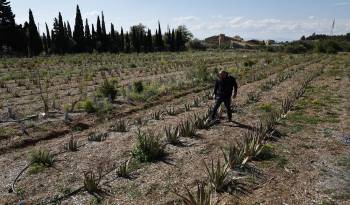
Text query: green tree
84 19 92 52
125 32 131 53
27 9 42 56
73 5 84 52
120 27 124 52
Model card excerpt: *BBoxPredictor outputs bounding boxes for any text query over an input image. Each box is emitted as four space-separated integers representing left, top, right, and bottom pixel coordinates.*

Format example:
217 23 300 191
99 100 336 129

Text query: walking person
210 70 238 122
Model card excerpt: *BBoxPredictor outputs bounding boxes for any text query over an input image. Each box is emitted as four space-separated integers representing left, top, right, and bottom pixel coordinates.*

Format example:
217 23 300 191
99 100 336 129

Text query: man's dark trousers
211 96 232 120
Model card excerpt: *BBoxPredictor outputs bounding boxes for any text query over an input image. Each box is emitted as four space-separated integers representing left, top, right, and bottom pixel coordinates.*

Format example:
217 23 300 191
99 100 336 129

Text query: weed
242 130 265 163
132 129 165 162
81 99 97 113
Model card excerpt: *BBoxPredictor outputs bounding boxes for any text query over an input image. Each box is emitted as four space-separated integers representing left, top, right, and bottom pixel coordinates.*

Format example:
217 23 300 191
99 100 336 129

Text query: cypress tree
120 27 124 52
125 32 130 53
91 23 96 50
42 33 48 54
84 19 92 52
101 11 106 36
0 0 15 25
0 0 20 53
96 16 101 39
146 29 152 52
52 12 66 54
27 9 42 56
171 29 176 51
110 23 115 52
67 21 72 38
157 21 163 51
73 5 84 52
45 23 51 49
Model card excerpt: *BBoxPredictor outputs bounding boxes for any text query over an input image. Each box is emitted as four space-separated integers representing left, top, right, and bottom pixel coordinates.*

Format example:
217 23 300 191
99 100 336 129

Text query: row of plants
174 68 324 204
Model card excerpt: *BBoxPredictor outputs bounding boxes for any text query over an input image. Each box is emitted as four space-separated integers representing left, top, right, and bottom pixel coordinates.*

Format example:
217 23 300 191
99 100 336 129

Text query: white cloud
182 15 350 40
173 16 199 23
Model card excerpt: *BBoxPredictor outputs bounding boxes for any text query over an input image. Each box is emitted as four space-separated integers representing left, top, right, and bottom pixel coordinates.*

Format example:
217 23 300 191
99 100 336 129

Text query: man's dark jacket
213 75 238 98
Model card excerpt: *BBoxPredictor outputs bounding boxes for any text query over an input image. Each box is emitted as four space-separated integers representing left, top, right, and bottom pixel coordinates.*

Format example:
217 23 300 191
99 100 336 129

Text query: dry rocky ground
0 52 349 205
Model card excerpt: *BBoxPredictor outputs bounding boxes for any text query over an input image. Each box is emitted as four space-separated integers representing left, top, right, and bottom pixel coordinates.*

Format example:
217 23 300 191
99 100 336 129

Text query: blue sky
11 0 350 41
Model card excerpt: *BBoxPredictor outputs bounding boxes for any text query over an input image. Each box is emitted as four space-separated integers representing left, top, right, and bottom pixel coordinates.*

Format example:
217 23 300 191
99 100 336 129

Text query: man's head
219 70 228 79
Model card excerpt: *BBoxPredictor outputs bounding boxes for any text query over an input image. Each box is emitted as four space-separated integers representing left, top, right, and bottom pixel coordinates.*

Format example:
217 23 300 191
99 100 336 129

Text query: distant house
205 34 245 48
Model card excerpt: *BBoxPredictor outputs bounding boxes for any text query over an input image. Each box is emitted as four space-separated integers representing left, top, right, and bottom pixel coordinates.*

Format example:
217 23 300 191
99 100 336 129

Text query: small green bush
82 100 97 113
29 149 55 167
98 80 118 101
133 81 144 93
132 129 165 162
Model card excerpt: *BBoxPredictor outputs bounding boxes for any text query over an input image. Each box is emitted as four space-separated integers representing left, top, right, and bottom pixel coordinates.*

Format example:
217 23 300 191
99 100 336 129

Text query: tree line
0 1 193 57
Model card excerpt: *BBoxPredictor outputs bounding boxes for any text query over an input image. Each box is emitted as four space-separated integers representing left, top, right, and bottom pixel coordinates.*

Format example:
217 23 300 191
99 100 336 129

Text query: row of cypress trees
0 1 193 57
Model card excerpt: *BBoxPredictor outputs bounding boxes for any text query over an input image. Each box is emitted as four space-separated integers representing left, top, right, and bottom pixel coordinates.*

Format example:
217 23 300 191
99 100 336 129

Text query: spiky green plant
179 120 197 138
164 126 181 145
175 182 219 205
192 98 200 107
261 111 279 136
64 136 78 152
241 130 265 163
29 149 55 167
165 107 177 116
151 110 163 120
281 97 294 116
246 92 260 104
222 143 246 169
112 120 128 132
116 160 131 178
204 159 230 193
192 113 210 130
83 171 100 194
132 129 165 162
88 132 107 142
185 104 191 111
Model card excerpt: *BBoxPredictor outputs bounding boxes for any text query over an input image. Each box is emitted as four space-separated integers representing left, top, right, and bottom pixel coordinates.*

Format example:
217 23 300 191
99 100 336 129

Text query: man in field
210 70 238 122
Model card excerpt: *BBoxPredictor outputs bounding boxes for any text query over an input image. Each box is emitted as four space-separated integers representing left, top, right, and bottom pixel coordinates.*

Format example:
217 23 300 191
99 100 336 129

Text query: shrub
242 130 265 163
29 149 55 167
133 81 144 93
82 99 97 113
187 39 207 51
98 80 118 101
132 129 165 162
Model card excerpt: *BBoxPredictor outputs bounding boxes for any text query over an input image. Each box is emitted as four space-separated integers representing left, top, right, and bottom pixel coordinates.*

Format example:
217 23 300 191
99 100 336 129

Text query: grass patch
260 103 273 112
336 156 350 168
274 155 288 168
